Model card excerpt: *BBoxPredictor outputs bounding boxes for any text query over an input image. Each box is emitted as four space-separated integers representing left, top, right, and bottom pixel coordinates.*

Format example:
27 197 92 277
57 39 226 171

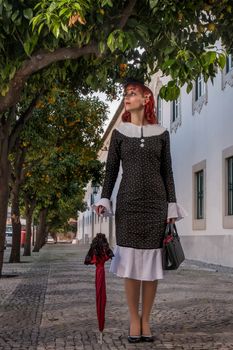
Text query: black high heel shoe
141 335 155 342
127 326 142 343
127 335 142 343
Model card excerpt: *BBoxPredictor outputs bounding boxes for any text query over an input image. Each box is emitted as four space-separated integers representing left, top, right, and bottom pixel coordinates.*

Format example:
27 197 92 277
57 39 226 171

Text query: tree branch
0 0 136 114
0 43 99 114
119 0 137 29
8 92 43 152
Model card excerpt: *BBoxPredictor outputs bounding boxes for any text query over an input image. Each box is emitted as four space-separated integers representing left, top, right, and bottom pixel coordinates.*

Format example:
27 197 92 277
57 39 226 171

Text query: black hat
123 77 145 88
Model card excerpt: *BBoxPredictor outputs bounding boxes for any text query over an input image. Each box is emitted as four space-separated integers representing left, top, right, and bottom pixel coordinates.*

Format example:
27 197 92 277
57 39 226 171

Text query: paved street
0 244 233 350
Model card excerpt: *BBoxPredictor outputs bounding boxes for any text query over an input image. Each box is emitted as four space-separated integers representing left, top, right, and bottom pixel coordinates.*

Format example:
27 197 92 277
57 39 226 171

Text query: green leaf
31 15 42 31
149 0 159 9
159 83 180 101
159 86 167 100
162 59 176 69
107 32 115 52
186 82 193 94
201 51 217 66
1 84 9 96
48 2 57 13
59 8 69 16
218 53 226 70
9 66 16 80
11 10 19 22
101 0 113 7
23 41 31 56
52 24 60 38
38 22 44 35
23 8 33 20
61 23 68 33
99 41 105 54
3 1 12 12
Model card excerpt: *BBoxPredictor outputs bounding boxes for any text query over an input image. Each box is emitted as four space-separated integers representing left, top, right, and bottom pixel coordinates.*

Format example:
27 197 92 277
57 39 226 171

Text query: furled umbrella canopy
84 232 114 343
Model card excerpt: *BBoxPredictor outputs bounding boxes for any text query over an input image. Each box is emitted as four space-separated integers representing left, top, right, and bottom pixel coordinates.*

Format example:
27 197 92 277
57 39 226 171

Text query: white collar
116 122 166 138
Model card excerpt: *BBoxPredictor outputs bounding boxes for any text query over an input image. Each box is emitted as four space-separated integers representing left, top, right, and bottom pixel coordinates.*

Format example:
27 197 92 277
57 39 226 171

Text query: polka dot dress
101 122 177 250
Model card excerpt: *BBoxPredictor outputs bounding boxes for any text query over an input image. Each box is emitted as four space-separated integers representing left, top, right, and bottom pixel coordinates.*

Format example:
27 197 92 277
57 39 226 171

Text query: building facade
78 59 233 267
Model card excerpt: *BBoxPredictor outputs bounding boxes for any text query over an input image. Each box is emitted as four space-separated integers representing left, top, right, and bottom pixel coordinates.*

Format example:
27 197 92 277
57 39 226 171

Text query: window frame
195 75 206 101
157 95 163 125
227 157 233 216
192 160 206 230
192 75 208 114
170 96 182 133
226 54 233 74
222 146 233 228
222 53 233 89
196 170 204 219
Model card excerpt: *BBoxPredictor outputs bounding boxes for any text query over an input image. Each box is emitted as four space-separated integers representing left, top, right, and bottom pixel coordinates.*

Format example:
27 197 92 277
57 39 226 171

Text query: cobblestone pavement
0 244 233 350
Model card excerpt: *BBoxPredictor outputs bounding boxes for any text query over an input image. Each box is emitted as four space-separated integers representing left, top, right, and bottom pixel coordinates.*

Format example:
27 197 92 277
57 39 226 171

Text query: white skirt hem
109 245 164 281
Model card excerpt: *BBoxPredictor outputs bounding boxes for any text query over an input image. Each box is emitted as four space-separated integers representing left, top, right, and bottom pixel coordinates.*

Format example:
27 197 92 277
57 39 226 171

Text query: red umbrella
84 232 114 343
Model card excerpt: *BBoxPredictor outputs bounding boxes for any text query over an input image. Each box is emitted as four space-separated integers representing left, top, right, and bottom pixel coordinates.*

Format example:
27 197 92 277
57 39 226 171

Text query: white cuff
167 202 188 221
92 198 113 217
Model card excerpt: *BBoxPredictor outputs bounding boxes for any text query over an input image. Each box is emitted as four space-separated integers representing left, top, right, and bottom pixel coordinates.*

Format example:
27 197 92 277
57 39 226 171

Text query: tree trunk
0 167 9 276
40 225 49 248
9 183 21 263
23 210 32 256
33 208 48 252
9 148 26 263
23 197 36 256
0 121 10 276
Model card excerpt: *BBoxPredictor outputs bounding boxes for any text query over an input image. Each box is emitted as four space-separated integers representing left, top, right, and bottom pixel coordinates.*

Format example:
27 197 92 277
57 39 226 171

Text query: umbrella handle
99 332 103 344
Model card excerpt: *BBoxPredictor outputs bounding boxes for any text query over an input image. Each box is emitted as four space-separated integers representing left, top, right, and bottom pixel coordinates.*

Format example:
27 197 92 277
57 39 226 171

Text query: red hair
121 84 158 124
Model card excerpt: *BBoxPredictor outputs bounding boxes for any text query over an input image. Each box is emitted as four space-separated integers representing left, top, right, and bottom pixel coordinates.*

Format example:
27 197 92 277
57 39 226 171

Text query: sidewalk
0 244 233 350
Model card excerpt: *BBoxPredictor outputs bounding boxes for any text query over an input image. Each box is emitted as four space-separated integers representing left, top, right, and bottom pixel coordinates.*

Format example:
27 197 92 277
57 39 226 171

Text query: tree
1 0 233 111
8 144 26 263
19 88 107 255
1 0 233 273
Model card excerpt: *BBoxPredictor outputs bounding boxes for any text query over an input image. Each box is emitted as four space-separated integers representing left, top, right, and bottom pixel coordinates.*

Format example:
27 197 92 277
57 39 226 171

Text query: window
90 193 94 205
222 147 233 228
226 54 233 74
170 97 181 133
195 75 206 101
172 99 179 122
157 95 162 124
192 75 208 114
192 160 206 230
196 170 204 219
222 53 233 89
227 156 233 215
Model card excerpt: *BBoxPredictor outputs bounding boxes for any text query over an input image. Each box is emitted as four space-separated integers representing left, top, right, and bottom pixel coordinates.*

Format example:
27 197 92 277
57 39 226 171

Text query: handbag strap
164 223 178 238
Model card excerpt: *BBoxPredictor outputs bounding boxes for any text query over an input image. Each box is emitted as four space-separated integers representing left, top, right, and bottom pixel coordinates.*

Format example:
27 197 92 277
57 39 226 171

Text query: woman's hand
95 205 106 216
167 218 176 224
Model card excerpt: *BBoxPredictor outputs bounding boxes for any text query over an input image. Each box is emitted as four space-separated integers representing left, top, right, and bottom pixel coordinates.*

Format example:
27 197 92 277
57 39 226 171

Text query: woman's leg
141 280 158 335
124 278 141 335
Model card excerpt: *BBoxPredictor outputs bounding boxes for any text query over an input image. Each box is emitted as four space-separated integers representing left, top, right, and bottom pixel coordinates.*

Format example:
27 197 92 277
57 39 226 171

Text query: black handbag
162 223 185 270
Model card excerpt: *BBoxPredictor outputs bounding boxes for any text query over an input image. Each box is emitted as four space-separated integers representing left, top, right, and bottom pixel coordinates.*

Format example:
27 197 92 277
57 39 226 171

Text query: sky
95 92 121 132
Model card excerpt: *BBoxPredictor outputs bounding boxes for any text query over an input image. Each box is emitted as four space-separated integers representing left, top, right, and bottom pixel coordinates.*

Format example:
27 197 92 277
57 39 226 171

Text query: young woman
94 78 186 343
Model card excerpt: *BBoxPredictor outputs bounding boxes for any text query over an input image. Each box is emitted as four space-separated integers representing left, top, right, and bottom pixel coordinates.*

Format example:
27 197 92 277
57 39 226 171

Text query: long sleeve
101 129 121 199
92 129 120 216
160 130 177 203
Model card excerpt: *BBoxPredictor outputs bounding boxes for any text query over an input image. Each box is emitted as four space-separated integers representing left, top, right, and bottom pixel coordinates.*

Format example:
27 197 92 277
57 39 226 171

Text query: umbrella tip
98 332 103 344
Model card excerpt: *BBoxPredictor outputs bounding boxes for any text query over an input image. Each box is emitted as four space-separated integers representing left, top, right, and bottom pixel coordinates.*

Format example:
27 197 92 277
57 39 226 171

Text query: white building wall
155 68 233 267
